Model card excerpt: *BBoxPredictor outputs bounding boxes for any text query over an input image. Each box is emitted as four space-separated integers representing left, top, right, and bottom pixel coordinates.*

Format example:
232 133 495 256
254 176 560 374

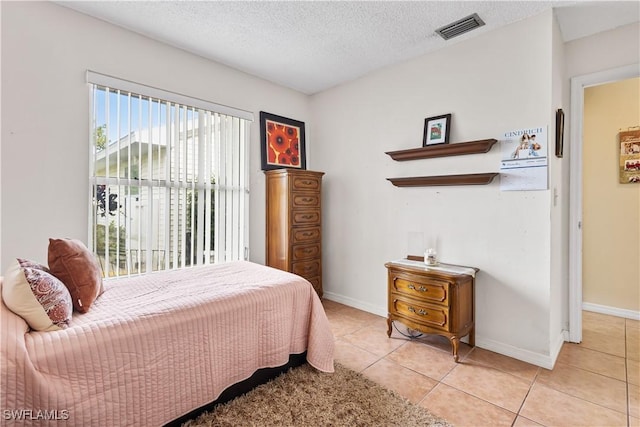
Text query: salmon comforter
0 261 335 426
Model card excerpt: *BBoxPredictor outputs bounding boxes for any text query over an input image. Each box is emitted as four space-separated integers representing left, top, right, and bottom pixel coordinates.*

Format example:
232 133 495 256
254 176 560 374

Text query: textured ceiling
56 1 640 94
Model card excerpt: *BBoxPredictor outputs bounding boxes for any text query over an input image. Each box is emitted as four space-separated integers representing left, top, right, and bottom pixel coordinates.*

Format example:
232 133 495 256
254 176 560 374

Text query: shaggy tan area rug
182 363 451 426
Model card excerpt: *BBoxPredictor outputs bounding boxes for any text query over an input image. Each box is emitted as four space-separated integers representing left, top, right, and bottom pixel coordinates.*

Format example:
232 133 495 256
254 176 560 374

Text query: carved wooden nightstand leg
450 336 460 362
386 318 393 337
469 327 475 347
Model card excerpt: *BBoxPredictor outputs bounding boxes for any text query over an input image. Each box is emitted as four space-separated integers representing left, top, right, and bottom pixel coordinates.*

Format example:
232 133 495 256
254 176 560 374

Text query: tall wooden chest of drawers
385 259 478 362
266 169 324 297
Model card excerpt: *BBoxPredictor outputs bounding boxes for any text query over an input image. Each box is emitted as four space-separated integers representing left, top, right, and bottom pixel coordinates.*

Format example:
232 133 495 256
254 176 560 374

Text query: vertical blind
87 71 252 277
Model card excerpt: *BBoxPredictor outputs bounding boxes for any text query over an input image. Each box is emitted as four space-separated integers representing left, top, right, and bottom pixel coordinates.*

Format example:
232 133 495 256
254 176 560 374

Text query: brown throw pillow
48 238 103 313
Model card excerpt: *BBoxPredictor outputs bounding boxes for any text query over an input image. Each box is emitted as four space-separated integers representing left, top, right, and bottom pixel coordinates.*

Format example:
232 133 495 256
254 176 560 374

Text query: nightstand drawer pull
408 306 427 316
408 284 428 292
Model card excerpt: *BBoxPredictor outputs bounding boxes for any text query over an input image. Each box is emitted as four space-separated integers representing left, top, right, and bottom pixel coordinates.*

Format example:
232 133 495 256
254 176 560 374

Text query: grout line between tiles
438 381 519 422
535 379 631 419
513 371 539 426
625 322 631 425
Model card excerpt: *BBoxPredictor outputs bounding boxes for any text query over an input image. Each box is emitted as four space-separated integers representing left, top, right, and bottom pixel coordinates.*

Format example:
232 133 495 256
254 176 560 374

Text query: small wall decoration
423 114 452 146
555 108 564 158
260 111 306 171
500 125 548 191
619 128 640 184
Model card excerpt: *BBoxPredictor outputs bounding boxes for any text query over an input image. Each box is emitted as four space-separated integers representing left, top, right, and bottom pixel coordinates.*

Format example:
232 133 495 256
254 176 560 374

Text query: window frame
87 71 252 277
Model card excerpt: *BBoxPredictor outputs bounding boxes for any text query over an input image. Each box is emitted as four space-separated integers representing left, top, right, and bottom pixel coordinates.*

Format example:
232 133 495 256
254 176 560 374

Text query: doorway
568 64 640 343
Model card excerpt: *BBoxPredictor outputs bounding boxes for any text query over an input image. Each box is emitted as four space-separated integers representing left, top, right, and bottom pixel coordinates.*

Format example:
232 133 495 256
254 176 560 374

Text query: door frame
568 63 639 343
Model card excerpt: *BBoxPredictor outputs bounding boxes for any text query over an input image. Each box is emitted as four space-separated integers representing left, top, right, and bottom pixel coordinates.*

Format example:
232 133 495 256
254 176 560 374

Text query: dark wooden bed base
165 352 308 426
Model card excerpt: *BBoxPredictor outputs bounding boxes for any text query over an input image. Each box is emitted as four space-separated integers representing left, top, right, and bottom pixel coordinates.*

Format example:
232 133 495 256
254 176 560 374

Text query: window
88 72 252 277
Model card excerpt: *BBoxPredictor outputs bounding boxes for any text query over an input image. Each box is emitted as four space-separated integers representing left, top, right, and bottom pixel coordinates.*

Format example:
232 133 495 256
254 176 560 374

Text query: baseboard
322 291 387 317
323 292 566 369
550 330 566 369
475 335 558 370
583 302 640 320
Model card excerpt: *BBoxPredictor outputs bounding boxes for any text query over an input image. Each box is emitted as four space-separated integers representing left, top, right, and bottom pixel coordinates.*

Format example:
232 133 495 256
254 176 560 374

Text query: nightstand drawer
391 294 449 331
292 227 320 243
293 210 320 225
292 176 321 191
292 259 321 278
293 242 321 260
392 274 449 305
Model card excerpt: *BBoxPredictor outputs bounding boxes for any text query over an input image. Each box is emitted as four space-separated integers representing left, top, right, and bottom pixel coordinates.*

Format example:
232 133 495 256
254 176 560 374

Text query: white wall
0 1 309 270
549 12 569 363
565 22 640 80
311 11 557 365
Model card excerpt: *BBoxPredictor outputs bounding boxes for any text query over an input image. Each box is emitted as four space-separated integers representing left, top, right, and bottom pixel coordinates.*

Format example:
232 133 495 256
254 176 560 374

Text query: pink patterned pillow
2 258 73 331
16 258 50 273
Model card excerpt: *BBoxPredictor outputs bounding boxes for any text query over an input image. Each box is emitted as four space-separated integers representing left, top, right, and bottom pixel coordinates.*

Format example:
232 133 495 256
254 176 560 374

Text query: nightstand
385 259 478 362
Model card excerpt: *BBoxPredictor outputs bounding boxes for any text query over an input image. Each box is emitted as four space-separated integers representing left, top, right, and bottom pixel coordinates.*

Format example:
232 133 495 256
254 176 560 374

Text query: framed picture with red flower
423 113 452 146
260 111 307 171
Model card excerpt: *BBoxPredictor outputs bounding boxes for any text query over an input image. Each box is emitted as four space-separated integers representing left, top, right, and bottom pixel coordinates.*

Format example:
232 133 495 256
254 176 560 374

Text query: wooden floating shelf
385 139 498 161
387 173 499 187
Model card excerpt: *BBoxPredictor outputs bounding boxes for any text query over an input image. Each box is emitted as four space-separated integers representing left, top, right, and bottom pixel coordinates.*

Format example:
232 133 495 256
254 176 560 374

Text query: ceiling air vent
435 13 485 40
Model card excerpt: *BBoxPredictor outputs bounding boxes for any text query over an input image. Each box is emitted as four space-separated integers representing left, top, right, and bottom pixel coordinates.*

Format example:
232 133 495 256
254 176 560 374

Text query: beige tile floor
323 300 640 427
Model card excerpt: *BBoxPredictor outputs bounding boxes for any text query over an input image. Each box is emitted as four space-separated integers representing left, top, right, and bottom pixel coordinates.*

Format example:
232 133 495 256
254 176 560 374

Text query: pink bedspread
0 261 334 426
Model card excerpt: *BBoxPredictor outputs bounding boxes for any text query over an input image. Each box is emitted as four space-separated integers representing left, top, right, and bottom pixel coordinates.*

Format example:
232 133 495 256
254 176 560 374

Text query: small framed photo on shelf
259 111 307 171
423 114 452 146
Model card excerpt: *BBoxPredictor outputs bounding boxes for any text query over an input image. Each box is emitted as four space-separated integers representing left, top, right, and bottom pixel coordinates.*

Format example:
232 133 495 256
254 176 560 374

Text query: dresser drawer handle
301 232 314 237
303 248 314 254
408 306 427 316
301 214 313 219
302 180 313 185
408 284 428 292
301 197 314 202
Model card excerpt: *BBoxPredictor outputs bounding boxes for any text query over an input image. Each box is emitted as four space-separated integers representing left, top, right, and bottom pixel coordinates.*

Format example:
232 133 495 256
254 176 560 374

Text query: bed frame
166 352 307 426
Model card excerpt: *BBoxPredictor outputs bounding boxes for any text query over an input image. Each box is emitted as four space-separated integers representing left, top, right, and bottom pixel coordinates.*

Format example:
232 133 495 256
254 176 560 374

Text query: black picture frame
423 114 452 147
259 111 307 171
555 108 564 158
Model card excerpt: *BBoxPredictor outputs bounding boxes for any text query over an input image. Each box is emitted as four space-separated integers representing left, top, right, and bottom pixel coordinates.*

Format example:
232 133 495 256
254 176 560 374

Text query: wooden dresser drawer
390 294 449 331
392 274 449 306
292 259 321 277
293 210 320 225
292 193 320 208
292 227 320 243
292 176 321 191
292 242 321 260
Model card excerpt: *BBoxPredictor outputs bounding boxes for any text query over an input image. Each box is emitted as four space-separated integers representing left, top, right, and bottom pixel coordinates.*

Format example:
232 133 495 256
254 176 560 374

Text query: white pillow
2 258 73 331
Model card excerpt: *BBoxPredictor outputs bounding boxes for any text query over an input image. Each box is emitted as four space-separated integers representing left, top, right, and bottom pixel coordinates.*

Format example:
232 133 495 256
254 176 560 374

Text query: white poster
500 126 548 191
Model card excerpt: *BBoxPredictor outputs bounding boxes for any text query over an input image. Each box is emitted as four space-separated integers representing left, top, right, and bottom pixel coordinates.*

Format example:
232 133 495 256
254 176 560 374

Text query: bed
0 260 335 426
